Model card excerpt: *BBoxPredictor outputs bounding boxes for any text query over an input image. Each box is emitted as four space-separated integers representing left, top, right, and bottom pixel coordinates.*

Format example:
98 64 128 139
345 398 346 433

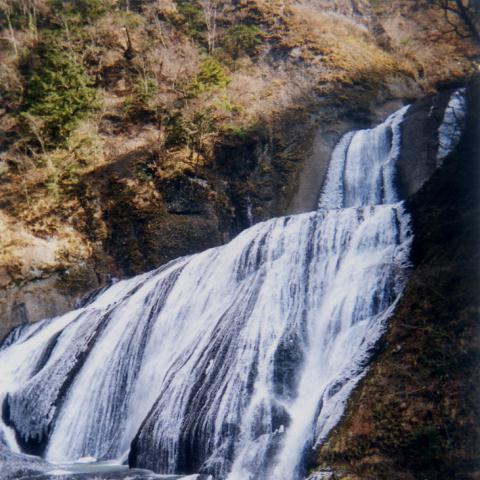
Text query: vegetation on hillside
22 39 98 145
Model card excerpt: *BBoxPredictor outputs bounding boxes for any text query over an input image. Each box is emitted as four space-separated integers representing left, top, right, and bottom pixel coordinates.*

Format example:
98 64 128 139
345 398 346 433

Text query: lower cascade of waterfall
4 90 468 479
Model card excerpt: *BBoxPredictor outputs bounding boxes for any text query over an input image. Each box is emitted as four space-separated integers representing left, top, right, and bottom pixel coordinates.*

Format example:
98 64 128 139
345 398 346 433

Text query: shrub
166 112 190 148
223 122 267 141
21 40 98 145
166 108 217 154
222 24 263 59
47 0 110 23
134 76 158 108
175 0 206 41
189 57 230 97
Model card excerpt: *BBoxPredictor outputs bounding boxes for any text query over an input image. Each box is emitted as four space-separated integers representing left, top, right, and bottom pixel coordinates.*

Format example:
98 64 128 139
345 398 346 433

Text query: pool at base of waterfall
0 445 210 480
26 460 210 480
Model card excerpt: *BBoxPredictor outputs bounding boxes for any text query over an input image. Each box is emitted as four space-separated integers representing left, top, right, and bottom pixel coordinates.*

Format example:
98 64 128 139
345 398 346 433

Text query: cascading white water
0 104 415 480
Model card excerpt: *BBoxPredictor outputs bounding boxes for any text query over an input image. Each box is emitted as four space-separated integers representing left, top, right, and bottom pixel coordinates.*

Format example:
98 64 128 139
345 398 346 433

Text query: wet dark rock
273 332 305 399
163 175 212 215
395 90 451 198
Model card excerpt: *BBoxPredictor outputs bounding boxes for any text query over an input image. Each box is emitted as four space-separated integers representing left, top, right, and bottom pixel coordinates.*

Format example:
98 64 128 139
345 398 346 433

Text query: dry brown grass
281 5 416 86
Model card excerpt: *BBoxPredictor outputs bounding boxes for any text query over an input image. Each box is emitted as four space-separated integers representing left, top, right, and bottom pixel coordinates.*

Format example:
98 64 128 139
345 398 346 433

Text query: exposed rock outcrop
396 89 452 198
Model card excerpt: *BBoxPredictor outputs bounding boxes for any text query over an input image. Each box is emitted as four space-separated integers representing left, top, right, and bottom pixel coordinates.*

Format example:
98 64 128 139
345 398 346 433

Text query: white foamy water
0 105 415 479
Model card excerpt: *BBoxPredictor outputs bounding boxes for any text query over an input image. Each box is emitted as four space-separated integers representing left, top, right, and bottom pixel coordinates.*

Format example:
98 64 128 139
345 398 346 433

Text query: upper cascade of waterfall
0 102 424 480
318 105 409 210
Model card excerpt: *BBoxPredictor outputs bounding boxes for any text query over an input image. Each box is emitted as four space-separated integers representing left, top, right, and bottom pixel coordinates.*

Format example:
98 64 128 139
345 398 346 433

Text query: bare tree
0 1 19 57
200 0 221 54
0 0 44 55
430 0 480 45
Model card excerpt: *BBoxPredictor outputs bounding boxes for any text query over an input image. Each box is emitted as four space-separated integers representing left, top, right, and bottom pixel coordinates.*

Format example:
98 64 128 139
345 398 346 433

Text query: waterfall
0 106 414 479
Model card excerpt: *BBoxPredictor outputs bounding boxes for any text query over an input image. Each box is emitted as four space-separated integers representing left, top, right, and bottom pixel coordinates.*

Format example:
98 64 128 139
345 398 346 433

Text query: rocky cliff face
313 81 480 480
